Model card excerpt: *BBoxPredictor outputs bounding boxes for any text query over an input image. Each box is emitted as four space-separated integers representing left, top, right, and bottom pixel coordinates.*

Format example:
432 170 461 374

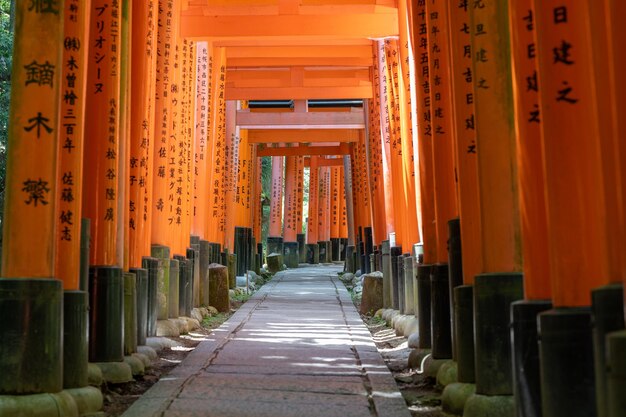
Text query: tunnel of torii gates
0 0 626 417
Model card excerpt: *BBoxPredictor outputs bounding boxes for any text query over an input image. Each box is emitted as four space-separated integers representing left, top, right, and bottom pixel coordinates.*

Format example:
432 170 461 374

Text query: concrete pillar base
425 356 450 379
89 266 124 363
131 352 151 368
416 264 433 350
431 263 452 359
463 393 515 417
123 355 145 376
306 244 320 264
331 238 340 261
510 299 552 417
137 345 158 360
65 386 104 416
408 348 432 371
538 307 596 417
345 245 356 272
168 259 180 319
297 234 306 263
64 290 88 389
607 330 626 417
156 319 181 337
87 363 103 387
283 241 300 268
442 382 476 416
266 236 284 259
0 390 85 417
454 286 476 384
150 245 171 320
381 241 391 308
142 257 161 337
437 360 458 388
92 361 133 384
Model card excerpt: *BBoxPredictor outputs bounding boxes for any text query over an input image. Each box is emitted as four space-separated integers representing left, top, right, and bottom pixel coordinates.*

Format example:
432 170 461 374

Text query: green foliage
231 291 251 303
0 0 12 197
201 312 230 330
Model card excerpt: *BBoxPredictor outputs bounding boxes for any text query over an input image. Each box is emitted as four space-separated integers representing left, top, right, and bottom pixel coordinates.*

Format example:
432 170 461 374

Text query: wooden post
193 42 210 239
82 0 123 267
283 154 298 242
447 0 482 285
306 156 319 245
295 155 305 235
269 154 284 238
426 0 459 264
224 100 238 251
128 0 158 269
55 0 90 288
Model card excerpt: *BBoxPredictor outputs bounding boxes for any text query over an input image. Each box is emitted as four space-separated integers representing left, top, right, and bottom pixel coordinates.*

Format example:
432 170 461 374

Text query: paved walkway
123 265 410 417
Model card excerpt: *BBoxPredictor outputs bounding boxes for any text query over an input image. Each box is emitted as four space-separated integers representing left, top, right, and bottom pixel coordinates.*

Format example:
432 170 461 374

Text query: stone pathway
123 265 410 417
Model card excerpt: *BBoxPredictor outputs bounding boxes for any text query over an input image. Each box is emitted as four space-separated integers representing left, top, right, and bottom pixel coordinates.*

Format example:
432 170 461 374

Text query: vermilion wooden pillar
465 0 524 410
283 155 298 243
269 154 284 238
295 155 305 235
447 1 482 286
306 157 320 245
206 46 227 246
397 0 421 253
412 2 437 265
534 2 613 416
0 0 65 395
375 41 396 241
55 0 90 289
128 1 158 269
426 0 459 264
192 41 210 240
366 87 388 246
224 100 239 252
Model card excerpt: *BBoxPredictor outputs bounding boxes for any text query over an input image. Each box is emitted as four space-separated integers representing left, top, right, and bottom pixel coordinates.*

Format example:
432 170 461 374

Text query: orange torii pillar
206 46 227 258
605 2 626 415
306 156 320 264
397 0 421 261
464 1 524 414
128 1 159 340
296 155 307 263
506 2 553 416
444 0 484 388
82 0 127 368
267 153 284 259
422 0 461 360
191 41 210 307
151 0 181 321
330 166 342 261
587 3 626 416
253 153 264 270
0 0 64 396
410 0 437 349
338 165 349 261
53 0 92 392
317 166 331 263
375 41 398 308
366 94 388 249
283 154 300 268
351 132 373 272
533 2 621 416
223 99 239 280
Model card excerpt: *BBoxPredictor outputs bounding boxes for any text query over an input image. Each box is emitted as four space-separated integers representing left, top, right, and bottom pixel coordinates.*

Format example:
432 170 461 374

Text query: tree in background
0 0 14 245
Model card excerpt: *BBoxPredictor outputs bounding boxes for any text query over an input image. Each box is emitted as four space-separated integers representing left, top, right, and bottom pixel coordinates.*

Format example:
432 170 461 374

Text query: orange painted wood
54 0 90 287
283 155 298 241
193 41 210 239
253 152 263 242
2 2 63 278
224 100 239 251
605 0 626 294
366 97 387 245
470 0 522 273
339 166 349 238
206 46 227 245
375 41 396 241
226 45 372 60
382 39 407 249
534 0 608 306
509 0 551 300
295 155 305 235
236 109 365 129
248 129 359 144
397 0 421 254
306 157 320 244
119 0 132 271
268 154 284 237
180 13 399 40
330 166 341 239
152 0 179 248
412 3 436 263
83 0 123 266
257 144 350 157
447 1 482 284
426 0 459 264
129 1 158 268
588 1 622 285
225 85 373 101
318 166 330 241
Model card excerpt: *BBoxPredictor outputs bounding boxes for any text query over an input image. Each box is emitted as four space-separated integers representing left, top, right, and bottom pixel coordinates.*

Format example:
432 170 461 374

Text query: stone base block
87 364 102 387
65 386 104 416
156 319 180 337
441 383 476 416
136 345 158 361
436 360 458 387
124 355 145 376
463 393 515 417
132 353 151 368
408 349 431 371
425 357 449 379
0 391 80 417
92 361 133 384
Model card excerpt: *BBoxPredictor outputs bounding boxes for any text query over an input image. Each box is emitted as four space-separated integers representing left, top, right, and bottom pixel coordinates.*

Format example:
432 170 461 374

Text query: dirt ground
102 299 245 417
363 316 444 417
